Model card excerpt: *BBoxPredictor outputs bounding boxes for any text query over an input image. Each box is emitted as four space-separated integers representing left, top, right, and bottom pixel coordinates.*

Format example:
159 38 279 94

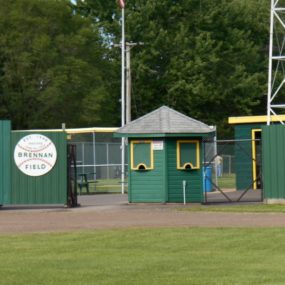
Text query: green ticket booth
115 106 215 203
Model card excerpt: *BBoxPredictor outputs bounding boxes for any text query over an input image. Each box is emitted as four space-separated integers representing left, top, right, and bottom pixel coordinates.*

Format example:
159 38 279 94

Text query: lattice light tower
267 0 285 124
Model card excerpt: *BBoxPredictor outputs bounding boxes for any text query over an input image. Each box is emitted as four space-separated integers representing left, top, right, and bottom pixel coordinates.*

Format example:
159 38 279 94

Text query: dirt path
0 194 285 234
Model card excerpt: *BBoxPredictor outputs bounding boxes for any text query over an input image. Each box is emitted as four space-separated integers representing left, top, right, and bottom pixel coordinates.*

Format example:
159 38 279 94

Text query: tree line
0 0 270 137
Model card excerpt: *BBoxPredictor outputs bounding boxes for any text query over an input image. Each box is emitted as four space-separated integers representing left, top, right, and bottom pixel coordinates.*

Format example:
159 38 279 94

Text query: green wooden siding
128 139 166 202
0 121 11 205
262 125 285 200
234 124 261 190
128 137 204 203
167 138 203 203
10 132 67 205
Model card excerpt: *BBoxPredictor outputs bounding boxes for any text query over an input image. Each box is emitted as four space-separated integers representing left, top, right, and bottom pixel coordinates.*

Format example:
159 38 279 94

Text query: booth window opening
131 140 154 170
177 140 200 170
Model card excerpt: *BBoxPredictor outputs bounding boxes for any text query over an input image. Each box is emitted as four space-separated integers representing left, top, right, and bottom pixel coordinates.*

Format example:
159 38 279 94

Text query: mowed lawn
180 204 285 213
1 228 285 285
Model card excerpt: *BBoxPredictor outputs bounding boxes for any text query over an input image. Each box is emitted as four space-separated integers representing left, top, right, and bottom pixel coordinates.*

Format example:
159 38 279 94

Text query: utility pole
112 38 126 194
119 1 126 194
125 42 144 124
113 39 143 194
125 43 132 124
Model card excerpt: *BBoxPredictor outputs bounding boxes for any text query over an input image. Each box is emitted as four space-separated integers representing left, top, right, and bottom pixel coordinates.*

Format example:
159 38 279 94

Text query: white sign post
14 134 57 176
182 180 187 205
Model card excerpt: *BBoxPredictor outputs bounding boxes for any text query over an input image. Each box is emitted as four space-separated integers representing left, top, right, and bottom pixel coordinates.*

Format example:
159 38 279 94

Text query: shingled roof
116 106 215 135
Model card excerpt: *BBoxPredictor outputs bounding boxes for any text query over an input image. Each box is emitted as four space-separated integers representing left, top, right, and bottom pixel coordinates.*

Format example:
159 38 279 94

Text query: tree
128 0 269 137
79 0 269 137
3 0 269 134
0 0 119 129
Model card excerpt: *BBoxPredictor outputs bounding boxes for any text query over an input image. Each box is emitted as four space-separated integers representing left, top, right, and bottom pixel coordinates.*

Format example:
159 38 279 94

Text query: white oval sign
14 134 57 176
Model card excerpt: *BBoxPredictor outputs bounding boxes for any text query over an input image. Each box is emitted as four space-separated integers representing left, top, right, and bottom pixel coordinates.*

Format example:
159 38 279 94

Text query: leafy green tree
0 0 119 129
2 0 269 134
79 0 269 137
128 0 269 137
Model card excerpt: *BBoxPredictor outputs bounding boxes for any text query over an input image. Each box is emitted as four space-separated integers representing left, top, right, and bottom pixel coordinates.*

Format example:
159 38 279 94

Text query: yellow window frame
252 129 261 190
176 140 200 170
130 140 154 170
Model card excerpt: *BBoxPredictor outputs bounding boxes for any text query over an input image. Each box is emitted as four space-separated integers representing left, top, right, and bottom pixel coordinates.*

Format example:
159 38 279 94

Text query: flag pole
121 5 125 194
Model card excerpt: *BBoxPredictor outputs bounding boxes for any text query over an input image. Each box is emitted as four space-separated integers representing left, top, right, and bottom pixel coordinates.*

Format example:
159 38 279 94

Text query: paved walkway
0 194 285 234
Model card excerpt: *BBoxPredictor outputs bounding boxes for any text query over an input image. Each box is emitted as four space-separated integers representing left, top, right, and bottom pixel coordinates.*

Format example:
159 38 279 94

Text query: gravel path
0 194 284 234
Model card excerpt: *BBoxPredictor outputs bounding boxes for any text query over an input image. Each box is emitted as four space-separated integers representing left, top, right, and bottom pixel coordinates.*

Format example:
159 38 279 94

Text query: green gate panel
262 125 285 200
234 124 261 190
0 121 11 205
11 132 67 205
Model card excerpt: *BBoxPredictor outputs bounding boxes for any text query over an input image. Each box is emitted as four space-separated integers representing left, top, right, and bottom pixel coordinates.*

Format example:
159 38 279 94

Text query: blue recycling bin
204 166 212 192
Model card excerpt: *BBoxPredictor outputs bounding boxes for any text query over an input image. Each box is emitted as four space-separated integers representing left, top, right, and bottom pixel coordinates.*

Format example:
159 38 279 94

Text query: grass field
79 173 236 194
80 173 236 194
1 228 285 285
216 173 236 189
180 204 285 213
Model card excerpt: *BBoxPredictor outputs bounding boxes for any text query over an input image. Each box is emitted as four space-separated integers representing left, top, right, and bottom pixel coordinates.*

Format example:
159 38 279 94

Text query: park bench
78 173 97 194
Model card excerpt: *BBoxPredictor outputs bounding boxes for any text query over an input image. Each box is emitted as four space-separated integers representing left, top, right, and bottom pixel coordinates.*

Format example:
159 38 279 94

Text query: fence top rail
204 139 261 143
72 142 121 145
12 127 119 134
74 164 125 167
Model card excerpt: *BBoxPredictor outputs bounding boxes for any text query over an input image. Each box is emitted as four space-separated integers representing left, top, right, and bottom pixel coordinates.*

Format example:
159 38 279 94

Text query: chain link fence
203 139 262 203
69 132 128 194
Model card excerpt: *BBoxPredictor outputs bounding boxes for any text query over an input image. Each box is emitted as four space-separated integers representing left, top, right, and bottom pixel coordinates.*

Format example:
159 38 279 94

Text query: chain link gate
67 144 78 207
202 138 263 204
